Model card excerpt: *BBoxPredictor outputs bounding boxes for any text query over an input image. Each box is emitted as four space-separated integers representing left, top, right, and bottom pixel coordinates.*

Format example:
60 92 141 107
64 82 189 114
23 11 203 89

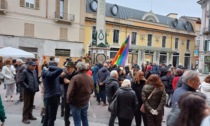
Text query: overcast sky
106 0 202 18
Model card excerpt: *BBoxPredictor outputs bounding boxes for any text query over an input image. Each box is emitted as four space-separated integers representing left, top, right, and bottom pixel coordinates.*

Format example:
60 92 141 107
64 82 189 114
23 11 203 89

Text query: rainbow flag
111 35 130 66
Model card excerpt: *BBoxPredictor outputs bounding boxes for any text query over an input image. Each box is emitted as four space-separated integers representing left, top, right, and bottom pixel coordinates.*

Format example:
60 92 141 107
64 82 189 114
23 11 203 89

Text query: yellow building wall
84 20 196 66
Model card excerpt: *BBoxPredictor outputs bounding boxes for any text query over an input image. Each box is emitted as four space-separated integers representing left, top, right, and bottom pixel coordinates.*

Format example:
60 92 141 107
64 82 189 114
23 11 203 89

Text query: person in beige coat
2 59 16 102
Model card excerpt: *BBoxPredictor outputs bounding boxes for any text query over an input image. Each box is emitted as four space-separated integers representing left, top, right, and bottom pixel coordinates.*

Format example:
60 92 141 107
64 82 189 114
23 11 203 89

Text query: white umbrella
0 47 35 58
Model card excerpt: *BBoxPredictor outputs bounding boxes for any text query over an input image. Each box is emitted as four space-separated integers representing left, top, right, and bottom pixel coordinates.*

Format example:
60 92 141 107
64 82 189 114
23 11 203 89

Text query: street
0 74 207 126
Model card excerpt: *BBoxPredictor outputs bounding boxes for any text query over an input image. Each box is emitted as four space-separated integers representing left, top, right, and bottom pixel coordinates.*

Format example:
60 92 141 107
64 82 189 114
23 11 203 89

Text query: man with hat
60 61 77 126
17 61 39 124
42 61 63 126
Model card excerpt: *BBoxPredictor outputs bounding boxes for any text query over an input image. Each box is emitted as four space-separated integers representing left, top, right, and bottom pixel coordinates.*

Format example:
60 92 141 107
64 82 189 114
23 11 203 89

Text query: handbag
140 87 156 113
108 93 118 114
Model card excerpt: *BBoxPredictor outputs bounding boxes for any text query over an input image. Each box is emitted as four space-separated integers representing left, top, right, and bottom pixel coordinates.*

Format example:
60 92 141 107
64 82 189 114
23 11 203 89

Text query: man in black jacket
60 61 77 126
18 61 39 124
105 70 119 126
42 62 63 126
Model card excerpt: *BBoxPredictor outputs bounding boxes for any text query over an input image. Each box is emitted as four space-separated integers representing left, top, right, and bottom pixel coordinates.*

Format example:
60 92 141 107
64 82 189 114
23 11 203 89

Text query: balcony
203 27 210 35
0 0 7 14
54 12 75 24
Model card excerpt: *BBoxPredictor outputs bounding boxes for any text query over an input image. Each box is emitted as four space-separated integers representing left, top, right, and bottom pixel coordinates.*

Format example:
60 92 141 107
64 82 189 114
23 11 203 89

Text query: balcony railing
0 0 7 14
54 12 75 24
203 27 210 35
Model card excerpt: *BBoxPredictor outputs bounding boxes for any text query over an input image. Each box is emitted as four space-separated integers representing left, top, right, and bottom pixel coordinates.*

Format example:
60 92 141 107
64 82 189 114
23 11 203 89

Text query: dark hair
176 92 207 126
146 74 164 90
176 69 183 76
204 75 210 83
50 56 55 61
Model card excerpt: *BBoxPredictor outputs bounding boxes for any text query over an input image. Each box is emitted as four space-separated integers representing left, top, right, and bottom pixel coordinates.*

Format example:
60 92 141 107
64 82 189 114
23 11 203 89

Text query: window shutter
24 23 34 37
30 24 34 37
60 28 68 40
64 0 68 20
24 23 29 36
56 0 60 18
35 0 39 10
20 0 25 7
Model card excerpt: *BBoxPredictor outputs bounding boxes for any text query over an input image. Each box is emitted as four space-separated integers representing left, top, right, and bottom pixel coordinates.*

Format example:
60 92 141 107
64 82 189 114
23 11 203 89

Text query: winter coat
92 65 99 84
200 82 210 105
97 67 110 84
2 65 16 84
142 84 166 114
151 65 159 75
16 64 26 84
131 80 146 108
17 68 39 94
67 72 94 108
161 75 173 94
0 95 6 123
172 76 180 90
175 77 183 89
42 66 63 98
172 83 196 109
105 76 119 103
116 87 138 120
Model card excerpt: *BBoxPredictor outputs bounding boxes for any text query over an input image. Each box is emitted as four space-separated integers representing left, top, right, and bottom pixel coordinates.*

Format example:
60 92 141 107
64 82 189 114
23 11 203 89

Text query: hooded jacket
42 66 63 98
201 82 210 104
105 76 119 103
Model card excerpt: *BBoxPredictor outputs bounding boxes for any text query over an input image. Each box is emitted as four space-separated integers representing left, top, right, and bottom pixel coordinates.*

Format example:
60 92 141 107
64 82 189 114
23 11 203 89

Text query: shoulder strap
148 87 156 100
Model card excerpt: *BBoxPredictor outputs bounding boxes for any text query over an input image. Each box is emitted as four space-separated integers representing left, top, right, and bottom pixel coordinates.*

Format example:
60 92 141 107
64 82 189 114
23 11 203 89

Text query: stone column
96 0 106 45
153 51 156 63
167 52 169 65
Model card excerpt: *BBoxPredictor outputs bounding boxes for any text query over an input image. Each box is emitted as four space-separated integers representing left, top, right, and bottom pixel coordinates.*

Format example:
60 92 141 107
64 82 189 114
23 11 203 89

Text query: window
113 30 119 43
60 27 68 40
20 0 39 9
55 49 70 57
162 36 166 48
24 23 34 37
175 38 179 49
184 54 191 69
147 34 152 46
92 26 96 40
25 0 35 8
60 0 64 18
186 40 190 50
131 32 137 45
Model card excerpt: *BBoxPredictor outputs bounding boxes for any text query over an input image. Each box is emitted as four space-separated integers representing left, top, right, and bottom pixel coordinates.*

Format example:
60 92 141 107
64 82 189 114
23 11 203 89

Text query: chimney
166 13 178 19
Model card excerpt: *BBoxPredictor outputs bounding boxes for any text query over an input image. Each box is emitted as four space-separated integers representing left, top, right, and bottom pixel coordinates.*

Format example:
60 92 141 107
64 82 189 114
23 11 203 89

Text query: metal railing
0 0 7 10
54 12 75 22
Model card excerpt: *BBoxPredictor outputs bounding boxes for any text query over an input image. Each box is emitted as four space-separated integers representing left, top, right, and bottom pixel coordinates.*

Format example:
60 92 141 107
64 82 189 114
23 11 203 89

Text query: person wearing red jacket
172 69 183 90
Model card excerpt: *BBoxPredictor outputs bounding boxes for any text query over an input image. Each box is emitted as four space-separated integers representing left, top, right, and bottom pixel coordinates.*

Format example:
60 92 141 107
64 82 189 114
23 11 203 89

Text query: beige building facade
0 0 86 65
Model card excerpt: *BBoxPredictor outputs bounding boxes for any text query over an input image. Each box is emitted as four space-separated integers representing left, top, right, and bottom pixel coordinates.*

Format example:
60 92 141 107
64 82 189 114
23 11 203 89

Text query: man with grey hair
172 70 200 108
167 70 200 126
67 62 94 126
105 70 119 126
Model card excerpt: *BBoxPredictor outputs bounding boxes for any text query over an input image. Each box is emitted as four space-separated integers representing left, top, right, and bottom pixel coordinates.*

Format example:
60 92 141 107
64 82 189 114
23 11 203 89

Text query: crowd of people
0 57 210 126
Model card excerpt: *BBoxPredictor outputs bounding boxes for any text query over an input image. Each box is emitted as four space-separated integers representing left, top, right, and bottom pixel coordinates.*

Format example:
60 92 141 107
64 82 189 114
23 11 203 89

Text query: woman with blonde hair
200 75 210 105
142 74 166 126
131 71 147 126
115 79 138 126
2 59 16 102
